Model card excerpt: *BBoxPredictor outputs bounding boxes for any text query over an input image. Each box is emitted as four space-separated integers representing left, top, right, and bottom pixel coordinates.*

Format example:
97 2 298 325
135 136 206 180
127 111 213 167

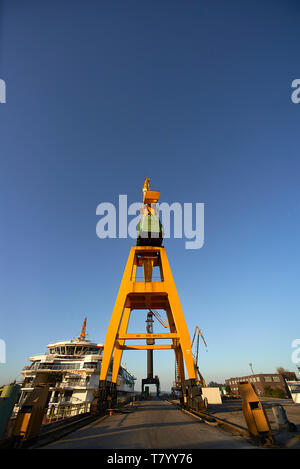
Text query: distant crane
191 326 207 387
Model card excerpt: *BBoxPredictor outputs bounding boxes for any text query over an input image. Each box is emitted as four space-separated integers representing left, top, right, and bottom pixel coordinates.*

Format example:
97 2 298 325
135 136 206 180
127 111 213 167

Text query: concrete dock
44 399 256 449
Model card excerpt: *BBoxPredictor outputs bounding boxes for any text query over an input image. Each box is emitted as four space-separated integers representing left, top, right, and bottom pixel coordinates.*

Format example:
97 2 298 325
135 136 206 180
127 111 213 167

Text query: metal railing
47 402 91 422
55 379 90 388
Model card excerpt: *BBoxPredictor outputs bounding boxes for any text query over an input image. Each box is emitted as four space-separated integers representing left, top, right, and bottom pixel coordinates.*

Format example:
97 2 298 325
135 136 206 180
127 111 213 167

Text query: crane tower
97 178 203 411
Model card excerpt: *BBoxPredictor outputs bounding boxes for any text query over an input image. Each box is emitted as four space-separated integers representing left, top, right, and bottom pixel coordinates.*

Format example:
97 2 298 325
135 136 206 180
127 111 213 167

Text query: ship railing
54 379 91 388
46 402 91 423
45 394 138 424
22 365 32 370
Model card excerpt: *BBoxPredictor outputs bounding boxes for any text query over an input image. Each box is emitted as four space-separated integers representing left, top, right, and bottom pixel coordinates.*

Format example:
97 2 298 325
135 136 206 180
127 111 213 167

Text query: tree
208 381 225 389
264 386 286 399
276 367 297 381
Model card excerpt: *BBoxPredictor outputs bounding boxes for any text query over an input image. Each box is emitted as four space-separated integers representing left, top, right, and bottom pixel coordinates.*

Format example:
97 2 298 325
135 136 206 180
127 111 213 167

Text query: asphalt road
44 399 255 449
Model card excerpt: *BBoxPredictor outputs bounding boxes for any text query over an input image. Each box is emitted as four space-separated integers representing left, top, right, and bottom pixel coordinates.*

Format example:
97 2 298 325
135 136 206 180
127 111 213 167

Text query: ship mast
78 317 87 341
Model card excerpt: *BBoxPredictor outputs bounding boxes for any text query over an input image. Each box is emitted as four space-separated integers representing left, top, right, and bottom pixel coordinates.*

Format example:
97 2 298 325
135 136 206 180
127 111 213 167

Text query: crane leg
112 308 131 383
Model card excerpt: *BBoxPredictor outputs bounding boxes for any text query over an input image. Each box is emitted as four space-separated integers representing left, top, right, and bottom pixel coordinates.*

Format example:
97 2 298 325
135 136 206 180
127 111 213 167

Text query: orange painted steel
100 245 196 387
238 381 274 445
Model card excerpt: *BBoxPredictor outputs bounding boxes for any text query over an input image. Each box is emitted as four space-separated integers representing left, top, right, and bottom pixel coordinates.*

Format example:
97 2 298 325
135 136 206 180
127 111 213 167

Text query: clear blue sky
1 0 300 391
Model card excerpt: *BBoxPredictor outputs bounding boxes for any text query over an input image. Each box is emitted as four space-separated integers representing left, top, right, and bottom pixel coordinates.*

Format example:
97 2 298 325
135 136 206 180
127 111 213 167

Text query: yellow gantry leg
160 249 196 380
112 307 131 383
165 307 186 384
99 248 136 381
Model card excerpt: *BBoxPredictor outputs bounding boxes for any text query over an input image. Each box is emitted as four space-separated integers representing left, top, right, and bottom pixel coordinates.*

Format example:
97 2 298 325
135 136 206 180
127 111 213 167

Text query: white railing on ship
46 395 134 423
47 402 91 422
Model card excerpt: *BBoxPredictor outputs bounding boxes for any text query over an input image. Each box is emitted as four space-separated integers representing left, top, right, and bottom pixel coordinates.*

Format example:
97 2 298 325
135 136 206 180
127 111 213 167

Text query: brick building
225 373 288 397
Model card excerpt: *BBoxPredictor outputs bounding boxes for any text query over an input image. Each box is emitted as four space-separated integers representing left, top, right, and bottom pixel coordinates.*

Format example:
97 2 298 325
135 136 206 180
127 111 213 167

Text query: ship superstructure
16 319 135 419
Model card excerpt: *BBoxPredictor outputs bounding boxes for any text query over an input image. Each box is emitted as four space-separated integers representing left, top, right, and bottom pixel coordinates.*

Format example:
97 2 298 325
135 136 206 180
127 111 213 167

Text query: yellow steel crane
98 178 204 412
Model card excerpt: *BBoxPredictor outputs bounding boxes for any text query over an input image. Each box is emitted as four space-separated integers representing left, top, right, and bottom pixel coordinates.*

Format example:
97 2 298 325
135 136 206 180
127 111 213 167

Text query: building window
264 376 272 382
272 376 280 382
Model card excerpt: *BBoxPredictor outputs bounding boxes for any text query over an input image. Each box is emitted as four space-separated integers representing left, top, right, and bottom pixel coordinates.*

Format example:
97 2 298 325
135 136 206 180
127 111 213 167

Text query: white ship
16 318 136 420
